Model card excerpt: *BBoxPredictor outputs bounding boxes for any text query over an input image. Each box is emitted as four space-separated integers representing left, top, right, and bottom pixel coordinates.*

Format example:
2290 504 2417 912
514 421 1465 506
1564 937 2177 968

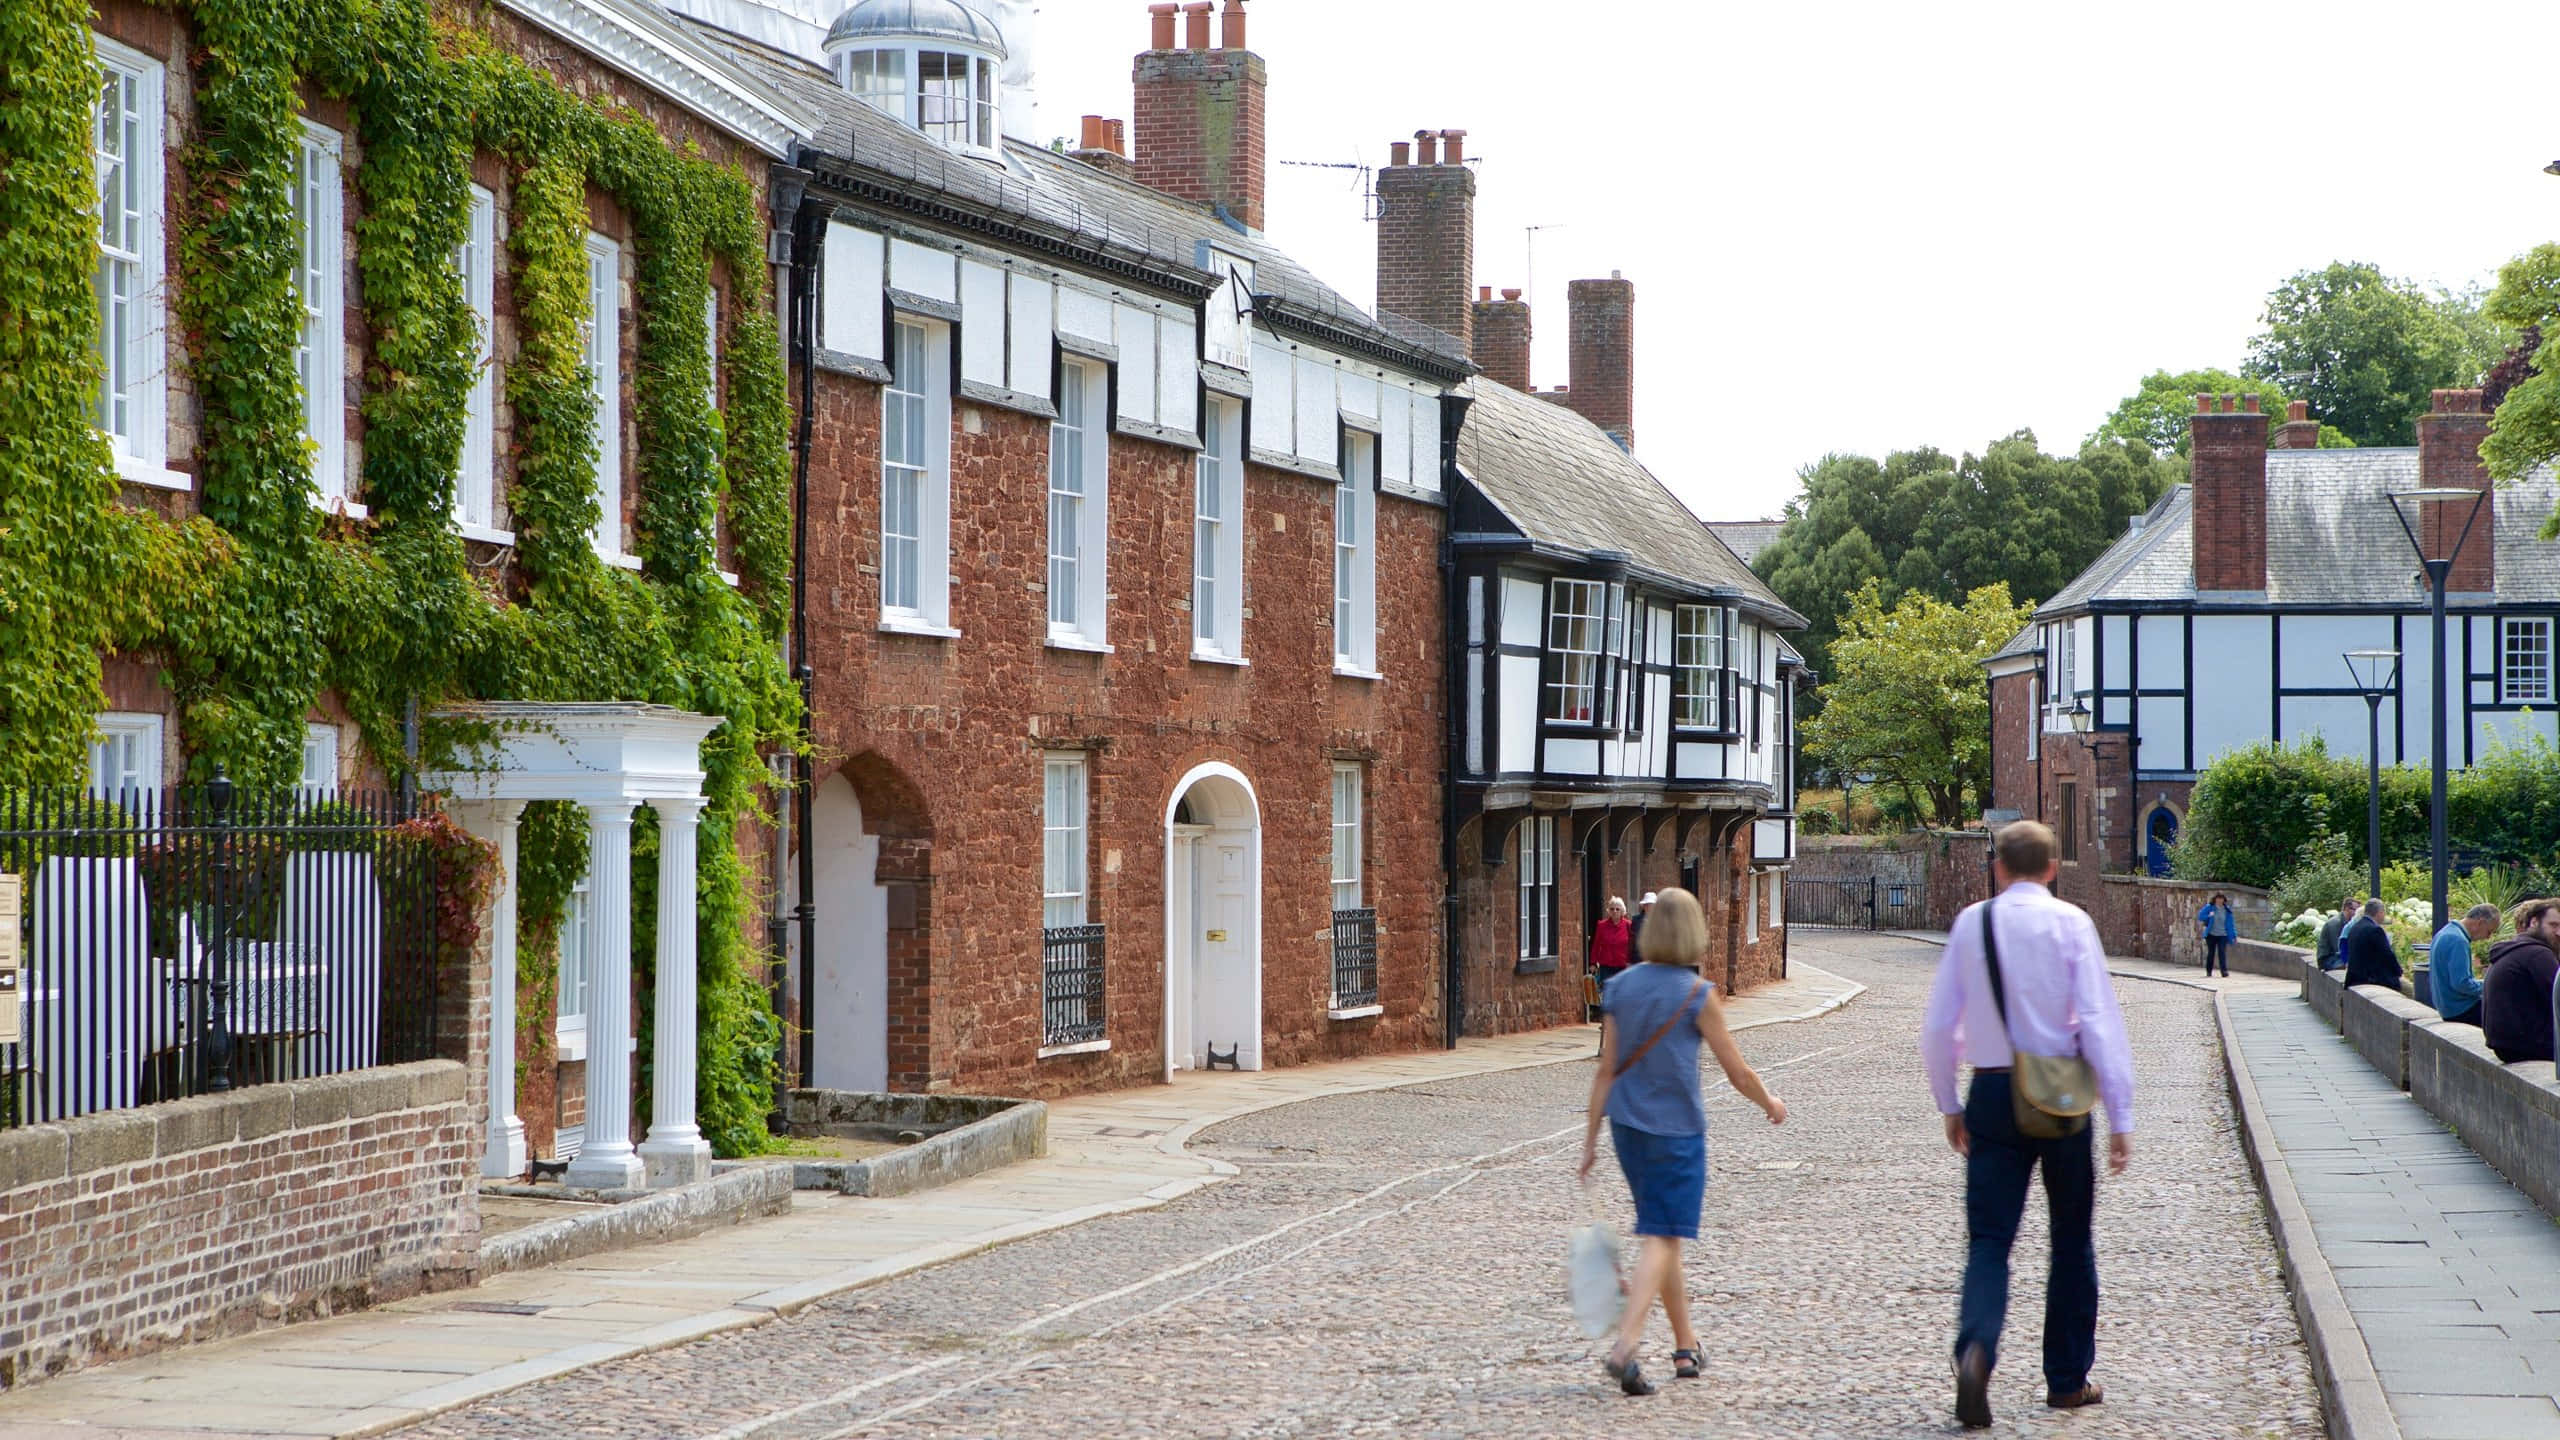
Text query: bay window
1675 604 1725 729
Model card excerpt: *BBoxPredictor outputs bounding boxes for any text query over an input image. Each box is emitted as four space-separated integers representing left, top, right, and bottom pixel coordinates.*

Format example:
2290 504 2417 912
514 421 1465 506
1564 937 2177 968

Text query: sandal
1671 1348 1702 1380
2047 1382 2104 1410
1602 1342 1656 1397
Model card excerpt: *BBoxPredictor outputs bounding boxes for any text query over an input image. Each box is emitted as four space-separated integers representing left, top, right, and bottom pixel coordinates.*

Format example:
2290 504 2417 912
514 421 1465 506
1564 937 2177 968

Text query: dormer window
826 0 1007 155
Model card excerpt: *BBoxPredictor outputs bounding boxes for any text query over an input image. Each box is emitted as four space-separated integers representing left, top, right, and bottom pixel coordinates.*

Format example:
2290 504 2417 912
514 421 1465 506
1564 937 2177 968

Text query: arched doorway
804 771 888 1091
1163 764 1263 1077
2145 806 2180 879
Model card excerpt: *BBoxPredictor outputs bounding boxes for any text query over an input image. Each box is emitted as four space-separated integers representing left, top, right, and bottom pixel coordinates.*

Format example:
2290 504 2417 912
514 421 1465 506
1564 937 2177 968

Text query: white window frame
1331 763 1363 913
87 712 164 799
842 44 999 154
1674 603 1724 729
295 120 353 514
1547 579 1607 724
455 184 502 540
1748 872 1762 942
93 38 180 491
2503 617 2553 704
556 871 591 1062
1043 753 1089 930
583 232 634 567
1334 429 1379 676
1193 397 1246 661
298 723 340 798
881 317 956 633
1047 357 1111 649
1517 814 1557 961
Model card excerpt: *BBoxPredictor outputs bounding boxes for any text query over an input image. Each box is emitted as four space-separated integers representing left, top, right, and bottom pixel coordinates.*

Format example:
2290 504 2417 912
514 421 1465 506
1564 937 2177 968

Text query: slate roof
1704 520 1785 565
1455 379 1804 627
2036 450 2560 618
693 28 1471 376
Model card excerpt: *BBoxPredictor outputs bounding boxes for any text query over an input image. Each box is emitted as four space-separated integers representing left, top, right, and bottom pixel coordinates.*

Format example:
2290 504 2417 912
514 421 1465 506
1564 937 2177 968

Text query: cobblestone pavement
404 931 2320 1439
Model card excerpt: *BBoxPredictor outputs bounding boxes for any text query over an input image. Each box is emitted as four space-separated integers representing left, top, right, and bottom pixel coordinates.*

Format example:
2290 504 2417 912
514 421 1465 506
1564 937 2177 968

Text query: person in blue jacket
2197 893 2237 977
2430 905 2501 1025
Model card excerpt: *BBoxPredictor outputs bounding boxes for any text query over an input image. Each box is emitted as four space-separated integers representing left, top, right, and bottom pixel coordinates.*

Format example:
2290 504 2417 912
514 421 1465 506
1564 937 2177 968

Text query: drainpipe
1437 390 1473 1050
776 156 833 1089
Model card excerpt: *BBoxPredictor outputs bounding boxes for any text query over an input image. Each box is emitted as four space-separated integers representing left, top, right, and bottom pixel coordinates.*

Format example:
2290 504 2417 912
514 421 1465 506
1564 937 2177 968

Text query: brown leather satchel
1980 900 2097 1140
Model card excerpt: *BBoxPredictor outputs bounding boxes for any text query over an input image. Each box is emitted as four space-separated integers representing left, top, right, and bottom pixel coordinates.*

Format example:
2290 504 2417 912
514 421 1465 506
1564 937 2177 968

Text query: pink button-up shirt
1920 881 2138 1133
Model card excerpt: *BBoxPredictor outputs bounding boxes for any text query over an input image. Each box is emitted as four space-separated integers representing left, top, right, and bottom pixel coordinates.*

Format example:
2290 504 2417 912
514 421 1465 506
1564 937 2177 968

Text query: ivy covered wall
0 0 797 1153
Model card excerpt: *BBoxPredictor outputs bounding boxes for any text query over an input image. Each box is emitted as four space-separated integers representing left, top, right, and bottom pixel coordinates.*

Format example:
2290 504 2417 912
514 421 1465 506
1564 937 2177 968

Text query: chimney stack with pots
1471 285 1531 392
2417 387 2497 595
2189 393 2270 594
1132 0 1267 231
1070 114 1136 180
1558 273 1634 450
1374 127 1476 349
2275 399 2321 449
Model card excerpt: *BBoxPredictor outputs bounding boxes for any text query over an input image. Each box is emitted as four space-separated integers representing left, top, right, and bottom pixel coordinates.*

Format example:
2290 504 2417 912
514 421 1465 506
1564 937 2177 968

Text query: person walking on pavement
1921 820 2136 1430
1578 887 1786 1396
2430 905 2500 1027
2483 899 2560 1064
1627 891 1657 964
1590 896 1633 995
2316 896 2355 972
2342 898 2404 992
2197 892 2236 977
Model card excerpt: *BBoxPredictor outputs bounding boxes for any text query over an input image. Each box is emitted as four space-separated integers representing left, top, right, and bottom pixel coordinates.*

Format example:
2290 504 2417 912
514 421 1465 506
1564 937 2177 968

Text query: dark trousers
1956 1072 2099 1394
2203 935 2231 975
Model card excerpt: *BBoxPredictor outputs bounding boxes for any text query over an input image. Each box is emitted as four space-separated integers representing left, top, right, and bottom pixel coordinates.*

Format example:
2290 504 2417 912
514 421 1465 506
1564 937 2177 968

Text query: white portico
426 702 725 1190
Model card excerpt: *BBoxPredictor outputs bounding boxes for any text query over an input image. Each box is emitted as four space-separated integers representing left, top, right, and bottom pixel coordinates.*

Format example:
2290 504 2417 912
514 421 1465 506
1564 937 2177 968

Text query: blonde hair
1636 887 1709 966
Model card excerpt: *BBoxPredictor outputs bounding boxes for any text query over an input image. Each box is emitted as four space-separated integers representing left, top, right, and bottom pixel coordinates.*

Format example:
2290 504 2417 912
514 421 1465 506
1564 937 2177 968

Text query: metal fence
1331 907 1378 1008
1787 876 1880 930
1041 924 1106 1047
0 778 443 1127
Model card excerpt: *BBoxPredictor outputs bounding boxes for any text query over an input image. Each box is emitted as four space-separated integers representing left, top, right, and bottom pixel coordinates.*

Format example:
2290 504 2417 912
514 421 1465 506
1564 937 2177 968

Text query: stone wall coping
2101 874 2272 898
0 1060 465 1193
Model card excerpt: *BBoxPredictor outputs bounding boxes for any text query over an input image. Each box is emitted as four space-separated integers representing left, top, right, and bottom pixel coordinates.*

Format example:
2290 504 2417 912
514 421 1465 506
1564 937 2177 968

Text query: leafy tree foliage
2089 368 2351 455
2242 262 2500 447
1801 583 2034 823
2482 244 2560 533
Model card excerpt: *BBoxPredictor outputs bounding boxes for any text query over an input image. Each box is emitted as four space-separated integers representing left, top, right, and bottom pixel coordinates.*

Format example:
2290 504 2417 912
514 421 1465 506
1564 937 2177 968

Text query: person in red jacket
1590 895 1633 994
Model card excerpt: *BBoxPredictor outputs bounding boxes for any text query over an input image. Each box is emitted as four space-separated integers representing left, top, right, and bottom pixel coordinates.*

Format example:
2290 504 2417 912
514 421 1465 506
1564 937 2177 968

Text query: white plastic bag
1566 1184 1624 1341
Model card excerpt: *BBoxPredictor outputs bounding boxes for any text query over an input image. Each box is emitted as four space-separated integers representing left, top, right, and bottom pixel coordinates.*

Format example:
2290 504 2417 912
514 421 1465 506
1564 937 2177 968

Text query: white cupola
824 0 1009 154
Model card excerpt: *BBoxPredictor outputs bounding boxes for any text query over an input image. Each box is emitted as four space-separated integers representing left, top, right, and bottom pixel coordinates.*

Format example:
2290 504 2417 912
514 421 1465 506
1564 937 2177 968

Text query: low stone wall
479 1162 795 1278
1788 830 1991 932
2304 956 2346 1027
0 1061 476 1391
2098 875 2274 967
783 1090 1046 1198
2228 938 2308 982
2342 985 2440 1089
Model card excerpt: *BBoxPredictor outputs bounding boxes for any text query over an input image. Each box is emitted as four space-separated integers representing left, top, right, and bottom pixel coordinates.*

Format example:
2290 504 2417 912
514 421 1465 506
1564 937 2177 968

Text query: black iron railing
0 776 441 1127
1787 876 1879 930
1042 923 1106 1047
1331 907 1378 1008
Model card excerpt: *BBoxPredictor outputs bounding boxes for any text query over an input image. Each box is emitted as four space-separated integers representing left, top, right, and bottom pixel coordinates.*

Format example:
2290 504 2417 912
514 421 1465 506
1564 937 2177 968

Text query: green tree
2482 243 2560 533
1802 582 2035 823
2243 261 2500 446
2088 368 2351 454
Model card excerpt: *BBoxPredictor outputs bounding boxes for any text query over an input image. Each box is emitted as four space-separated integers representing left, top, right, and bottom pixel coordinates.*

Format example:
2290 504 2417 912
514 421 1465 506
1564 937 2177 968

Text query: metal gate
1787 876 1879 930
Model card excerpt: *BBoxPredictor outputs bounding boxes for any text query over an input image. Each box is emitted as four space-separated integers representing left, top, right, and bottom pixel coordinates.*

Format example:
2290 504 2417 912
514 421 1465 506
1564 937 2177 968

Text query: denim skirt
1610 1120 1707 1239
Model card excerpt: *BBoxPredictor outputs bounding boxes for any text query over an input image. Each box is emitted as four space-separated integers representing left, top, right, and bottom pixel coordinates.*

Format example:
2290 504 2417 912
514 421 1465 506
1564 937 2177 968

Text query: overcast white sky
1024 0 2560 523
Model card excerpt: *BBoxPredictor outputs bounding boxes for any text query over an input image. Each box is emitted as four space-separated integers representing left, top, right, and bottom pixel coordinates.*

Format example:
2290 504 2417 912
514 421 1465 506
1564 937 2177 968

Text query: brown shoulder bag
1981 900 2097 1140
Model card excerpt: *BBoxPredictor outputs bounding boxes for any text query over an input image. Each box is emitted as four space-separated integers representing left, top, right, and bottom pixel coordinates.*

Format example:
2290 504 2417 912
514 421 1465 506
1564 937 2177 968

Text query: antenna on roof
1277 156 1379 220
1525 223 1566 312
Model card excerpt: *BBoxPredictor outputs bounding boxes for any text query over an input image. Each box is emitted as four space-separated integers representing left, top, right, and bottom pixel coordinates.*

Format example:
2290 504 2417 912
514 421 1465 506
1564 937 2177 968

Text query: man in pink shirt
1920 821 2137 1430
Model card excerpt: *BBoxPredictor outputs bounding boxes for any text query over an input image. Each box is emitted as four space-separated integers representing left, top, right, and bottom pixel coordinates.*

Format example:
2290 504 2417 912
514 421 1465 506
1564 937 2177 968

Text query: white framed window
582 232 630 564
1043 753 1089 930
881 318 954 630
87 712 163 799
1047 358 1110 645
298 723 340 798
1674 603 1725 729
1193 397 1245 659
294 121 349 510
1769 871 1785 931
1517 814 1557 961
1331 764 1363 912
556 872 591 1062
93 38 177 490
2503 618 2552 704
1547 579 1606 723
704 286 721 411
1748 872 1762 942
843 45 997 152
455 184 499 536
1334 430 1378 674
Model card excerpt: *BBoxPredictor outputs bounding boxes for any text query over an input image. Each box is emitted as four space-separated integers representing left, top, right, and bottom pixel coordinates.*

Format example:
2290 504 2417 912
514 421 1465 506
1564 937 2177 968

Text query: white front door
810 774 887 1092
1193 841 1252 1067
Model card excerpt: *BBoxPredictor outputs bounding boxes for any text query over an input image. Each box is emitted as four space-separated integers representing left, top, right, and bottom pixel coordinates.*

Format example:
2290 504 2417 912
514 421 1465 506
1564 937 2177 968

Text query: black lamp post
2385 486 2493 932
2342 648 2401 902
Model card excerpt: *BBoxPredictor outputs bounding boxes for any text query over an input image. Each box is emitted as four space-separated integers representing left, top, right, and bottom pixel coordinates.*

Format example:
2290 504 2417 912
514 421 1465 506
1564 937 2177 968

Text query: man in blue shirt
2431 904 2501 1026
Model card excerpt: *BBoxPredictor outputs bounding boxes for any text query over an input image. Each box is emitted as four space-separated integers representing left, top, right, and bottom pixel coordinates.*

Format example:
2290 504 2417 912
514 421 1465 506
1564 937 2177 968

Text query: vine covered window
455 185 498 535
582 232 628 563
93 38 173 489
294 121 348 508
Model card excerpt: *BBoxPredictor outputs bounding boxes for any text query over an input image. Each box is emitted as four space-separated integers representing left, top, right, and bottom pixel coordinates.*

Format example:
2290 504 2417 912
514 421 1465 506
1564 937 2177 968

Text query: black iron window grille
1042 923 1106 1047
1331 907 1378 1008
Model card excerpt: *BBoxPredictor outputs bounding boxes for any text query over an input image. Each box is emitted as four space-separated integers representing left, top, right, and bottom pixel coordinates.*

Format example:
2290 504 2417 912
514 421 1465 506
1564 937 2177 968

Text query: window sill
1514 955 1559 976
1038 1038 1111 1059
1192 649 1250 668
313 494 370 521
1046 632 1114 655
458 522 516 547
1327 1004 1384 1021
1332 664 1385 682
597 549 644 572
880 615 962 640
556 1030 588 1064
114 456 191 492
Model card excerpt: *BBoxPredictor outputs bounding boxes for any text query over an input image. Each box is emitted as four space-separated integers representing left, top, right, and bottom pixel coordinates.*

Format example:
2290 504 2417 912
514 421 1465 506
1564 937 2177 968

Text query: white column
565 801 644 1190
483 800 528 1178
639 796 711 1187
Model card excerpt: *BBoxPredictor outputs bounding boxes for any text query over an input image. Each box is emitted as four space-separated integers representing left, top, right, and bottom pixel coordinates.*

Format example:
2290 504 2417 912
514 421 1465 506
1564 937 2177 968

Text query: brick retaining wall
0 1060 477 1390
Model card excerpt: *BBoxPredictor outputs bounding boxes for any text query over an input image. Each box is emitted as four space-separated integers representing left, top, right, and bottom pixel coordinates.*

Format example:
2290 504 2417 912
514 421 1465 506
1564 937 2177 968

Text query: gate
1787 876 1879 930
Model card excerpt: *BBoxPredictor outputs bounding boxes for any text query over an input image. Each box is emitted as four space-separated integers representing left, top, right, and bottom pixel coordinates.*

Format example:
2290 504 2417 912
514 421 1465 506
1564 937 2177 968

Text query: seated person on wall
2340 898 2403 993
2430 905 2501 1027
2483 899 2560 1065
2316 897 2356 972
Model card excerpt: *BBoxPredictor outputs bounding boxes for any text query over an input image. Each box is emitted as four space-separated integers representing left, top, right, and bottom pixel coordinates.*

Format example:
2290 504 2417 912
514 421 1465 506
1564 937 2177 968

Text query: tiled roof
1705 520 1786 565
1455 379 1803 626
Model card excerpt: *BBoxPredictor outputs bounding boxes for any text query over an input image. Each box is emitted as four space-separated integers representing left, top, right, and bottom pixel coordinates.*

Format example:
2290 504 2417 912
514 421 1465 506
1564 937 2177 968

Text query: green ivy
0 0 797 1152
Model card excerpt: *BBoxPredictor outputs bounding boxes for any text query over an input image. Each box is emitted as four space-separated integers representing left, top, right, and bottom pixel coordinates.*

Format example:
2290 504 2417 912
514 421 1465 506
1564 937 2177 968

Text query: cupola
824 0 1009 154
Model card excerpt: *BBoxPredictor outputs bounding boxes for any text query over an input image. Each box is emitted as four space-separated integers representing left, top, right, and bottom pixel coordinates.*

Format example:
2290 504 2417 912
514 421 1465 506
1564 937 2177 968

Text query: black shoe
1602 1343 1656 1397
1672 1348 1702 1379
1954 1344 1992 1429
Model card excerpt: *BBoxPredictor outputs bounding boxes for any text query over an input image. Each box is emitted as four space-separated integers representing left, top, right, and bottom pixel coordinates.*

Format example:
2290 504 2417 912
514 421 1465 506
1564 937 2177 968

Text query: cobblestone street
404 931 2320 1439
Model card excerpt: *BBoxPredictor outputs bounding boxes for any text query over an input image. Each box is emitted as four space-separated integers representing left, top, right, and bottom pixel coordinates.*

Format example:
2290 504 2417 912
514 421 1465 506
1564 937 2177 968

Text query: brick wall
1374 148 1475 351
1987 668 2037 817
2096 875 2272 966
2190 394 2269 593
1470 289 1530 392
0 1061 477 1391
1561 277 1634 450
2416 387 2494 594
1131 45 1267 233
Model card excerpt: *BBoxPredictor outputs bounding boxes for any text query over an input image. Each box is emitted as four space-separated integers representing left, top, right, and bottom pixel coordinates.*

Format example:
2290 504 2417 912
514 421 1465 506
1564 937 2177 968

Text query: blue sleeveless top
1603 963 1710 1136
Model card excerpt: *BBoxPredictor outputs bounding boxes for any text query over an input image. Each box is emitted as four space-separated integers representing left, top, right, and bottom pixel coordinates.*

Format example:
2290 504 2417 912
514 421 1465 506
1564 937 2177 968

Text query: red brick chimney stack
1561 273 1634 450
2417 387 2497 594
2274 398 2321 449
2190 393 2270 594
1132 0 1268 231
1374 126 1477 350
1471 285 1531 392
1070 114 1136 179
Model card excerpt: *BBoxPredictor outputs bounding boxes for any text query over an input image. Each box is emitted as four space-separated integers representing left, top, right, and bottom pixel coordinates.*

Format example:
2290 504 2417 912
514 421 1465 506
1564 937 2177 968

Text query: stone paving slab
0 965 1864 1439
2227 992 2560 1440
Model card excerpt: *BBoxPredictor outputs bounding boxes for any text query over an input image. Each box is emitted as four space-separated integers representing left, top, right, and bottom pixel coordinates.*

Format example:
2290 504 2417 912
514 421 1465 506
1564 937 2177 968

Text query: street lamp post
2343 649 2401 902
2385 486 2493 932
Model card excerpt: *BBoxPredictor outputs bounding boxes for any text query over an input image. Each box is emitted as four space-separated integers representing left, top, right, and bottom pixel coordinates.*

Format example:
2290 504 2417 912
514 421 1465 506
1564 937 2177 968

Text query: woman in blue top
1578 888 1787 1395
2197 893 2237 977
